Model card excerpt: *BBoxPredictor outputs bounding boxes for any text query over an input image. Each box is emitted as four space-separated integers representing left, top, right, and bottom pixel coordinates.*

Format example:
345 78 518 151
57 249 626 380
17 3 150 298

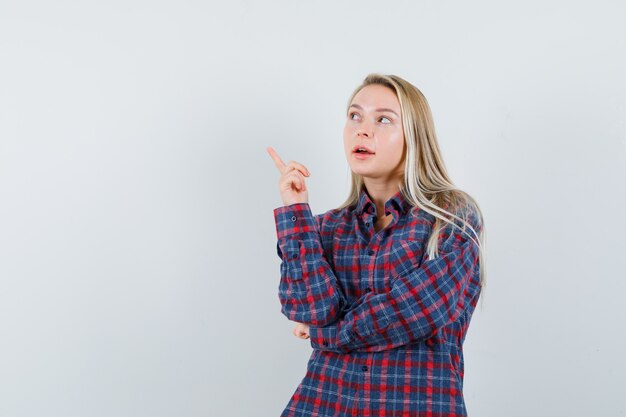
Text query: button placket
362 231 383 298
366 206 374 229
362 211 375 233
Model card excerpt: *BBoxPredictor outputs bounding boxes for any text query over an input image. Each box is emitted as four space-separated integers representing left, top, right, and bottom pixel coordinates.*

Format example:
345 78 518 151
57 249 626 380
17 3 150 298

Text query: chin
350 169 376 178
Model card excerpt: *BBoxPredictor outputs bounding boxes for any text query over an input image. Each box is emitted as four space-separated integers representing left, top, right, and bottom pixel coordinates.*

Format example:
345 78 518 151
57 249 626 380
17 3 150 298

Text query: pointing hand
267 146 310 206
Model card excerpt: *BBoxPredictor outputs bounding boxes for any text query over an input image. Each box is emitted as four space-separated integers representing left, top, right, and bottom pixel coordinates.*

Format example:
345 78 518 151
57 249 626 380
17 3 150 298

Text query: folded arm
308 209 482 353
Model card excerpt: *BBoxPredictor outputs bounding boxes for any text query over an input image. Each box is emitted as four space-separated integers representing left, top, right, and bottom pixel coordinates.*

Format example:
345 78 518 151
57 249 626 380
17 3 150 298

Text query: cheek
343 124 351 138
380 128 402 144
393 131 405 152
387 134 405 162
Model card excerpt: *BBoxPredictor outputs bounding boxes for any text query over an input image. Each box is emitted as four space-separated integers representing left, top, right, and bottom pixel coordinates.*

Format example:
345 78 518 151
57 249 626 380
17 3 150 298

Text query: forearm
308 215 482 353
275 203 348 326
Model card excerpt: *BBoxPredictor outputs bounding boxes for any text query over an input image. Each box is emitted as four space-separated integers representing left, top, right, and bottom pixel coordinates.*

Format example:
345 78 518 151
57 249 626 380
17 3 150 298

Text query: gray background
1 1 625 416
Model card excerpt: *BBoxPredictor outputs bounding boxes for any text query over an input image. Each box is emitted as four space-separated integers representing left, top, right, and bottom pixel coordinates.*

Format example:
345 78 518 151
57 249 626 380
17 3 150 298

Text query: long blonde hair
337 73 487 294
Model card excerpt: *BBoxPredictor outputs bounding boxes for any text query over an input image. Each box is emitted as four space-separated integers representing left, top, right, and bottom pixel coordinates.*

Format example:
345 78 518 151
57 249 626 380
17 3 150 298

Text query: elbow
309 287 347 326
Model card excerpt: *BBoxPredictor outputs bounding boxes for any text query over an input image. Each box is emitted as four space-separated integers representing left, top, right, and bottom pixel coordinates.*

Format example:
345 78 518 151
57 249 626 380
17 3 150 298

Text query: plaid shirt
273 187 482 417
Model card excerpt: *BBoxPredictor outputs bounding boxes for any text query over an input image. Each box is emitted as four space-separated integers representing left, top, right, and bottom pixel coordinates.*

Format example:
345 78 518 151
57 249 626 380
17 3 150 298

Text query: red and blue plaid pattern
274 187 482 417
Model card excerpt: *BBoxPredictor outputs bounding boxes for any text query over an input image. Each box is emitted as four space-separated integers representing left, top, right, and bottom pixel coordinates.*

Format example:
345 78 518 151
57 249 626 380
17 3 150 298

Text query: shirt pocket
388 239 425 278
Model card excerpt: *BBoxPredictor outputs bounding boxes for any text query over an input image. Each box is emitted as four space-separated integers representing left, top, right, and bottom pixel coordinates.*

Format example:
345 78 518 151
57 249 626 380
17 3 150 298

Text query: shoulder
438 198 483 252
453 199 482 233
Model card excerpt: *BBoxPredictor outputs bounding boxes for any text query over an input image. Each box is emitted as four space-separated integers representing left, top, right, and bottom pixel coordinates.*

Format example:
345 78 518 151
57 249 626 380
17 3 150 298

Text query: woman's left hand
293 322 310 339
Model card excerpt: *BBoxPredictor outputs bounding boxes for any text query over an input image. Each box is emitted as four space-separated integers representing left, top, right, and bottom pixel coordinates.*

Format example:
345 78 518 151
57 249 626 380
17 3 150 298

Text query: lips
352 145 375 154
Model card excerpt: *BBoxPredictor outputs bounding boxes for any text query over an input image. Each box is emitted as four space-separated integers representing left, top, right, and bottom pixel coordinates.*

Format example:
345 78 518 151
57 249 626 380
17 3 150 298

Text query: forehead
351 84 400 110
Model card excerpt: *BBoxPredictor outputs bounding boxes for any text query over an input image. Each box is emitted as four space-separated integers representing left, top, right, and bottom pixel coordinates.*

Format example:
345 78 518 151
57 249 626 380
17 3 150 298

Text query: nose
357 125 371 137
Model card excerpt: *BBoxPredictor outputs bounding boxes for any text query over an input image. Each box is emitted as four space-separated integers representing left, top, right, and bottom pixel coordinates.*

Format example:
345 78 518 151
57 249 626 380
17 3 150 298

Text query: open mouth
353 150 375 159
353 146 375 155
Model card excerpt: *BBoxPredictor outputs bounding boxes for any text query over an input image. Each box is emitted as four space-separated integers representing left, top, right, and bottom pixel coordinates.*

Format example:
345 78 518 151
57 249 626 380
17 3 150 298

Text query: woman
267 73 485 417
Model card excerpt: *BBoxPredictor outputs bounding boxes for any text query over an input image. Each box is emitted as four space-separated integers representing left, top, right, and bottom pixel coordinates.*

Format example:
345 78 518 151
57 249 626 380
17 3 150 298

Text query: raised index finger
266 146 286 171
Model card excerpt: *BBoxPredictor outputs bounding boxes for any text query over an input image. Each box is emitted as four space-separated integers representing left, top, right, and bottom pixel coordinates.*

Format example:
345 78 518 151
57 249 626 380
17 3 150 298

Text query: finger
286 171 306 191
266 147 286 171
291 170 306 190
285 160 310 177
267 147 310 177
284 165 309 178
284 172 298 190
285 168 308 191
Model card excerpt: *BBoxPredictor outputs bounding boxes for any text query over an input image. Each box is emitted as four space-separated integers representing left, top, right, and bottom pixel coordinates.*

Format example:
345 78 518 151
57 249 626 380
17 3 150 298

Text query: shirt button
291 216 297 222
291 253 298 259
322 340 328 346
365 287 371 292
361 365 368 372
367 250 374 256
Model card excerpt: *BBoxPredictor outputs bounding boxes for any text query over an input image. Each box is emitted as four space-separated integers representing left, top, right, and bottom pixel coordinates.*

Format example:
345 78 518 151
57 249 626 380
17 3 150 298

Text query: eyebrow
349 103 399 117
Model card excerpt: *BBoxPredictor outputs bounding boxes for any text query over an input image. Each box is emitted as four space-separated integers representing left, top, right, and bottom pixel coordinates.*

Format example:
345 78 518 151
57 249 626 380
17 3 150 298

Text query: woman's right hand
266 146 311 206
293 321 310 339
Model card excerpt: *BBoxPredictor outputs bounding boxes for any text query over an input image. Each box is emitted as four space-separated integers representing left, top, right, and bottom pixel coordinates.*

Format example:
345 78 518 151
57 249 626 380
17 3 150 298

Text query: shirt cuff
309 324 353 353
273 203 318 240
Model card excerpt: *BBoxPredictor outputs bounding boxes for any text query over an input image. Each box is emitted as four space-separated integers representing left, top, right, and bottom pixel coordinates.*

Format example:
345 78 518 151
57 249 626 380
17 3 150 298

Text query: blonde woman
267 73 485 417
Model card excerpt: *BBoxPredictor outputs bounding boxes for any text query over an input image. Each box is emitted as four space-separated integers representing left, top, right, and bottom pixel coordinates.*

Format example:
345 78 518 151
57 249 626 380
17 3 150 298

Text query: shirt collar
355 186 412 217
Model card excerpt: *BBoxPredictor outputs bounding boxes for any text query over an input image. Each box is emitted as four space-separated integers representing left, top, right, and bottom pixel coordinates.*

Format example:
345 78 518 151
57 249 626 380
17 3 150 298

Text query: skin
266 84 407 340
344 84 406 230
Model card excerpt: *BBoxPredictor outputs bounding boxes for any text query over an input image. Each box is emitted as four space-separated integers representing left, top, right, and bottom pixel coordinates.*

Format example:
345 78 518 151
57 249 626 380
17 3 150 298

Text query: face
343 84 405 182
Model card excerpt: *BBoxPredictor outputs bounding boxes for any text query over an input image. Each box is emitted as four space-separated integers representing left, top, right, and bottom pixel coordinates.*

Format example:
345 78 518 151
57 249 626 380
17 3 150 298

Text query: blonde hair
337 73 487 296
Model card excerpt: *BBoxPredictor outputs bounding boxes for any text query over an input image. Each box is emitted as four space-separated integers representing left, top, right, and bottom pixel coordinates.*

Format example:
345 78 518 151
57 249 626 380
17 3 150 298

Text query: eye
378 116 391 124
348 112 360 120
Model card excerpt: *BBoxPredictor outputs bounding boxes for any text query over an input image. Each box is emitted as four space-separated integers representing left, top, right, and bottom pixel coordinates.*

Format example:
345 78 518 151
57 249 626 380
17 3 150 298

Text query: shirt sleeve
274 202 348 327
308 207 482 353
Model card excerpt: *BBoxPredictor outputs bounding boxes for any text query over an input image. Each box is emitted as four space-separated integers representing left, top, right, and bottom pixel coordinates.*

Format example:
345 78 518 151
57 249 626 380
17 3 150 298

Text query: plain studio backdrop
1 1 625 416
